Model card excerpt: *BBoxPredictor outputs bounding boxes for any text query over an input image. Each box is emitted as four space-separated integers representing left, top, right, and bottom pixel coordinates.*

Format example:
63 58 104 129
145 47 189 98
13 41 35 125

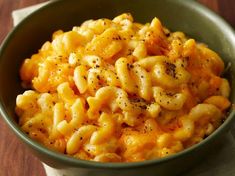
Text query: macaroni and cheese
16 13 231 162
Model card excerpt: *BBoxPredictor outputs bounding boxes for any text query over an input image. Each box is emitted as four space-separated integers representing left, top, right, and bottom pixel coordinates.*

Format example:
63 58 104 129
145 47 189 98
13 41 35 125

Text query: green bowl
0 0 235 175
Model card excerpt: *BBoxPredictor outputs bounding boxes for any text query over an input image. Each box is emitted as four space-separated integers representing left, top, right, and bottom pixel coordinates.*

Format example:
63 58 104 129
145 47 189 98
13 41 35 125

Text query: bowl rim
0 0 235 169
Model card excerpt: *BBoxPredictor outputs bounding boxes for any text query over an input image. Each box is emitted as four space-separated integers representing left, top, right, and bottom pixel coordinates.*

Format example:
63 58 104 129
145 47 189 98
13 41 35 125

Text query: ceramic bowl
0 0 235 175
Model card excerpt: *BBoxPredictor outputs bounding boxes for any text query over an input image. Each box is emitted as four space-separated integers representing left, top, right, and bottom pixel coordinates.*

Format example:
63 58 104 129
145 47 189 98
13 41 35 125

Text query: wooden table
0 0 234 175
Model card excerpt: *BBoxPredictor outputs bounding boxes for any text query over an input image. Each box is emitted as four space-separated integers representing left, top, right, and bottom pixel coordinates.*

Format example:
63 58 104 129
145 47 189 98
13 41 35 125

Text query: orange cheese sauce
16 13 231 162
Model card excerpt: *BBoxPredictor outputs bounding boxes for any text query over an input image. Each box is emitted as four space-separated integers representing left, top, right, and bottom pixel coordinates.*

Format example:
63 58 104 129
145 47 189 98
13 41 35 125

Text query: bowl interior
0 0 235 168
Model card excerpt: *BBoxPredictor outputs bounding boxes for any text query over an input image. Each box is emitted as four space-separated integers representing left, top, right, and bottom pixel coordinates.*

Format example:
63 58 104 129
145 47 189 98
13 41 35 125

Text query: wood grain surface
0 0 234 176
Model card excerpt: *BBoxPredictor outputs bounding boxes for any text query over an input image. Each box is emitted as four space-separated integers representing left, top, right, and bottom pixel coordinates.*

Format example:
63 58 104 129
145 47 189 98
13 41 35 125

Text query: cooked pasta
16 13 231 162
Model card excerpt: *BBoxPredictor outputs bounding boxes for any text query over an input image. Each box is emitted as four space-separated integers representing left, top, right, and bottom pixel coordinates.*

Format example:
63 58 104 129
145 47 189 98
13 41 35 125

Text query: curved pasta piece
104 69 121 87
173 116 194 141
87 86 118 119
84 137 118 156
21 113 52 133
153 59 190 88
174 103 222 141
80 18 113 35
153 87 187 110
16 91 40 126
136 56 190 88
66 125 96 155
156 133 183 155
51 102 65 138
69 98 86 126
135 56 166 71
32 59 51 92
56 120 71 136
182 39 196 58
56 98 86 136
115 57 137 94
85 28 123 60
133 42 147 59
74 65 88 94
52 31 84 56
45 138 66 153
197 45 224 75
90 113 115 144
53 103 65 127
16 90 39 110
87 68 100 95
157 133 173 148
83 55 103 68
87 86 145 120
87 67 120 95
144 118 161 132
68 52 81 66
57 82 77 104
28 130 48 144
146 102 161 118
204 96 231 111
94 153 122 162
113 13 133 23
20 57 40 82
116 89 143 112
131 65 152 101
219 78 230 98
37 93 56 114
144 18 168 55
122 111 140 126
188 103 222 122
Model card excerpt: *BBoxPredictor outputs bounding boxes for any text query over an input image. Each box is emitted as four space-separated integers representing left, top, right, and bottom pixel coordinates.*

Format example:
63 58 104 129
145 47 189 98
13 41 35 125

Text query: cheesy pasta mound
16 13 231 162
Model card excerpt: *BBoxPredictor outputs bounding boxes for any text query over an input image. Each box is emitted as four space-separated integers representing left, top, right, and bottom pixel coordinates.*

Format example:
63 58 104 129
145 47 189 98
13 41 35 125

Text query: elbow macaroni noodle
16 13 231 162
